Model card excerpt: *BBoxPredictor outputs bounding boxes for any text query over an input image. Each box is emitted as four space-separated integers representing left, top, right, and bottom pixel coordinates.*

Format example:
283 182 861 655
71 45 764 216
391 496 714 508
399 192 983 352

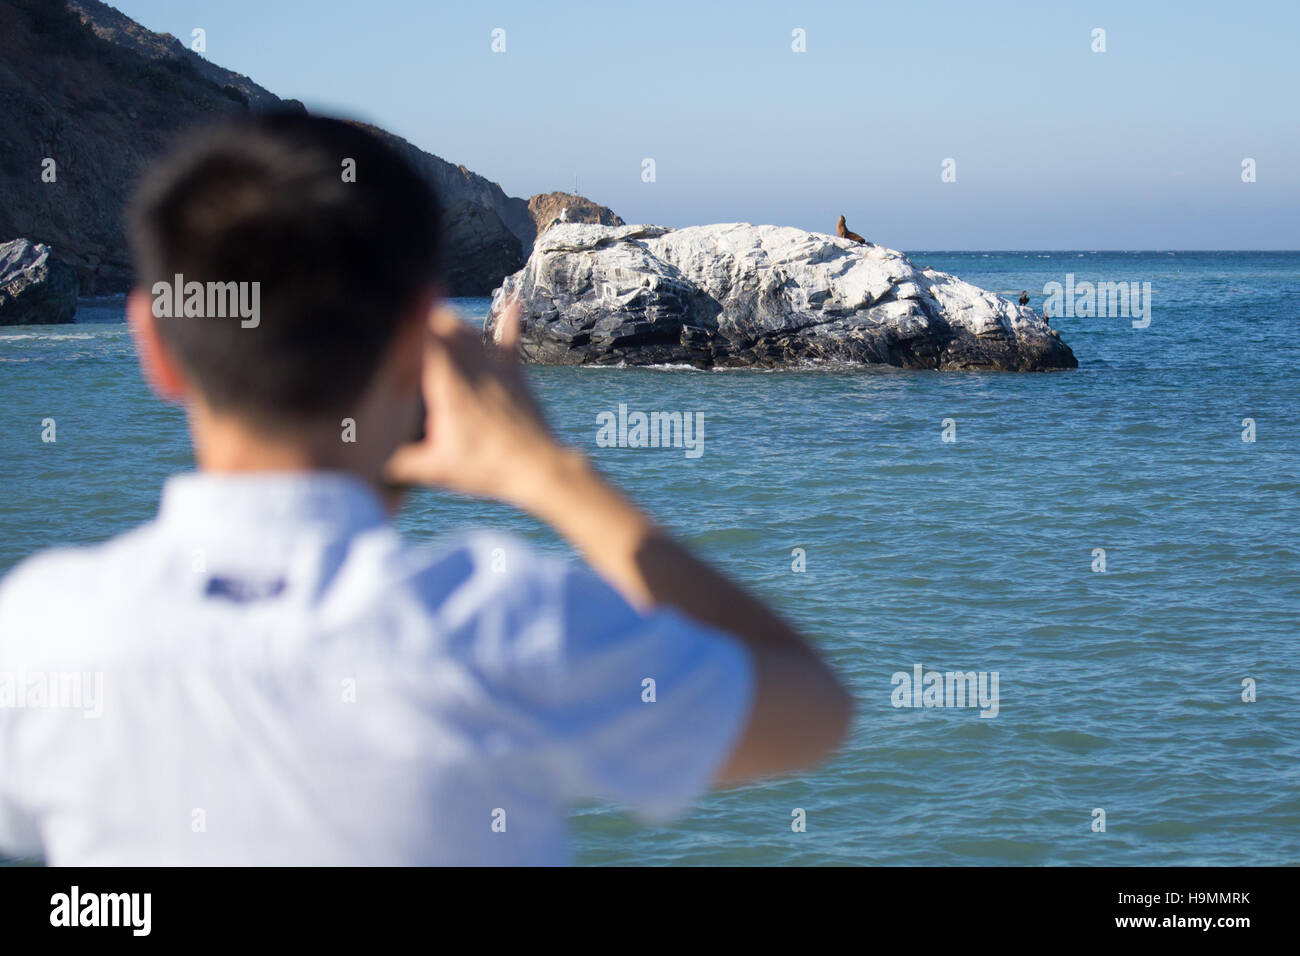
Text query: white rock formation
486 223 1075 370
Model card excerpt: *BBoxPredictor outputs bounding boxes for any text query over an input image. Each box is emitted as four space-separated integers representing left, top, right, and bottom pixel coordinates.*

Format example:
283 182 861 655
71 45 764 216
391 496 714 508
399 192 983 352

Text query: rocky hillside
0 0 619 297
67 0 284 111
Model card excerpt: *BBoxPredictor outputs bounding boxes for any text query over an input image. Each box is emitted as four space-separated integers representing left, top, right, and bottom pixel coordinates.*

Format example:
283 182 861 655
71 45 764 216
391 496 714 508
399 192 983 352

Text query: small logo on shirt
205 576 286 602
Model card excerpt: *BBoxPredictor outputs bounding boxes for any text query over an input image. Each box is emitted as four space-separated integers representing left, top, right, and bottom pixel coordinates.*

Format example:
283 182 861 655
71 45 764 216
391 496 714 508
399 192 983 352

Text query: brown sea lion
836 215 867 244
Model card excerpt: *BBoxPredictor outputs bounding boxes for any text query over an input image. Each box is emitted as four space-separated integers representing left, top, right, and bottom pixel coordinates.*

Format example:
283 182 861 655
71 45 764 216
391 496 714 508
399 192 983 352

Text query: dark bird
836 215 867 244
1018 290 1029 306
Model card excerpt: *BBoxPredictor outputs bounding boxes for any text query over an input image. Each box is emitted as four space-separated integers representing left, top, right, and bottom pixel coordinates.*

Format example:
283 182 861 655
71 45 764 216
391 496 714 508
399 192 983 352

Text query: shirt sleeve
490 558 755 823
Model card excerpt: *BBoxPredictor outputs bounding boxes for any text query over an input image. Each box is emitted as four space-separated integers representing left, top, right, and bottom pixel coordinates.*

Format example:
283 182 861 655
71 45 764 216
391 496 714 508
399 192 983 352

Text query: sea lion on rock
836 215 867 244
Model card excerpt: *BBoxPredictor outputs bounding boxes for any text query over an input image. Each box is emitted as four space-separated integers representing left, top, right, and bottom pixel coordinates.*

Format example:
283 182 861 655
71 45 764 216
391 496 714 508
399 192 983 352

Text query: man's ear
126 289 190 403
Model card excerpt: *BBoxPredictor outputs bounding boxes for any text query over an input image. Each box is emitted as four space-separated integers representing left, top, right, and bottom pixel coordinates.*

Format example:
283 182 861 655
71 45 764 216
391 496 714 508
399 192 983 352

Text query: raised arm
386 301 853 782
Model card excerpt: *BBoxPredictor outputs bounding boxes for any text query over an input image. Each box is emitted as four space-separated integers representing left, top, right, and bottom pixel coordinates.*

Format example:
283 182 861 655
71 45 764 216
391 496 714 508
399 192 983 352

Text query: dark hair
128 113 441 425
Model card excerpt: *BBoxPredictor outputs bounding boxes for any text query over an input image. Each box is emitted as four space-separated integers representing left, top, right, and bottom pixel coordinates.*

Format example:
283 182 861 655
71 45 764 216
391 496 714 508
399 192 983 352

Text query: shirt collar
157 470 389 537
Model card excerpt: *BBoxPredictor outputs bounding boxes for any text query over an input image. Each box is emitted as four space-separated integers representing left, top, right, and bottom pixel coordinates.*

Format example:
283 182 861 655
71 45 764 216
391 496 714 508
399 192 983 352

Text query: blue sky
110 0 1298 249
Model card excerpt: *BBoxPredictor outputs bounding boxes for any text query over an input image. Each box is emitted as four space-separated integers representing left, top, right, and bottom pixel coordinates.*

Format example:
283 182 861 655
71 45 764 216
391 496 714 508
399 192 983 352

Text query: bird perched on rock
837 215 867 244
1018 290 1029 306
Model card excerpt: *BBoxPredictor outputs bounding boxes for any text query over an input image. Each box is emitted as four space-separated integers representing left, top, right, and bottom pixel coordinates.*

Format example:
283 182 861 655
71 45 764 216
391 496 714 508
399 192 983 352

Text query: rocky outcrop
526 192 624 242
0 239 79 325
0 0 620 297
441 201 524 296
485 223 1077 371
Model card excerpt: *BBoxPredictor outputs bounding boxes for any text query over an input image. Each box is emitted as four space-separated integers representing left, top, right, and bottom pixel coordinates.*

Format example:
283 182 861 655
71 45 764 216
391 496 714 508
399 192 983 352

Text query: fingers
424 304 491 383
492 298 523 354
383 442 427 487
429 304 475 347
429 300 522 372
424 296 533 402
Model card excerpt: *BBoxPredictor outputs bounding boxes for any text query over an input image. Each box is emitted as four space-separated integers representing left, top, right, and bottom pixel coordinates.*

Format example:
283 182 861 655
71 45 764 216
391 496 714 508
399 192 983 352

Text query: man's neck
189 406 383 486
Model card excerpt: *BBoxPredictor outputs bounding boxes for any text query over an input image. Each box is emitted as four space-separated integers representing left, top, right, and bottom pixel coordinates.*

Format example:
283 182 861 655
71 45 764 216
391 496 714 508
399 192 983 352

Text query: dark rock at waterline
485 223 1077 372
0 239 79 325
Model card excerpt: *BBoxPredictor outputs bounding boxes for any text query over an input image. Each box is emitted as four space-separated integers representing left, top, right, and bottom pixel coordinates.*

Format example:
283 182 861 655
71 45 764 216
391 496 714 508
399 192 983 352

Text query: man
0 114 851 865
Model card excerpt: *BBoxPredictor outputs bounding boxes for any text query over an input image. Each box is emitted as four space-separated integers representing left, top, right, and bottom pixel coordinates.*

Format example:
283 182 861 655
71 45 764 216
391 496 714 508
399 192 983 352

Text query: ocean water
1 251 1296 866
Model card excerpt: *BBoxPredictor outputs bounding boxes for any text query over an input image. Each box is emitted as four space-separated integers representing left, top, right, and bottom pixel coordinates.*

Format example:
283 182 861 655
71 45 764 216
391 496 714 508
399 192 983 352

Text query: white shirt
0 472 753 865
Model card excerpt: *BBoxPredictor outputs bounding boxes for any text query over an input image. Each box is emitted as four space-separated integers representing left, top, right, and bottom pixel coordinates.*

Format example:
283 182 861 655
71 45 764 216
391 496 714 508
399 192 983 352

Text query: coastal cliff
0 0 618 301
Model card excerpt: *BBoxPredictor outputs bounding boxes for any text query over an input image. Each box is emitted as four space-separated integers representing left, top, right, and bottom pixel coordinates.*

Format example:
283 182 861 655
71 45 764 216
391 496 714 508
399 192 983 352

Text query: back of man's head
129 113 441 428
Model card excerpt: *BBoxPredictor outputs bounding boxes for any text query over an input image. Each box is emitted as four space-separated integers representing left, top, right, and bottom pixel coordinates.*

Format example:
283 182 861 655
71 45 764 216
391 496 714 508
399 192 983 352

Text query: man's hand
385 300 569 509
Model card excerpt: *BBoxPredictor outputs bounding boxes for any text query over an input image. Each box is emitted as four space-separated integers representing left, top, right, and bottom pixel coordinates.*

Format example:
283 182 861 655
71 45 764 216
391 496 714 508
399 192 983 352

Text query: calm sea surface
2 251 1297 865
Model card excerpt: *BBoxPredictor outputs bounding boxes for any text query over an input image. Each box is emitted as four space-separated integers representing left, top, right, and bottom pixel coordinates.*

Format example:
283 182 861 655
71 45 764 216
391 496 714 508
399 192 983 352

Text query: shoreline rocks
0 239 79 325
485 223 1077 371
